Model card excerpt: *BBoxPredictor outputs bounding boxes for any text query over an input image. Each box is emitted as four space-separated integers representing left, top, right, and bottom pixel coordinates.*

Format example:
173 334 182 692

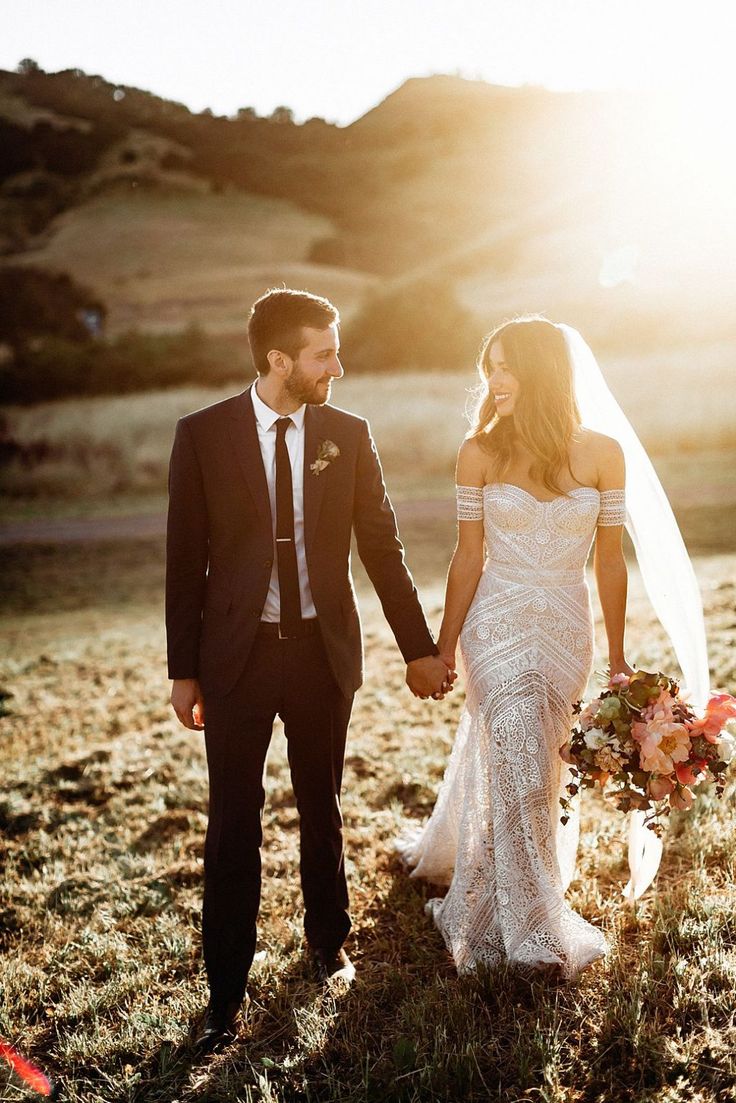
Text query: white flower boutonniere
310 439 340 476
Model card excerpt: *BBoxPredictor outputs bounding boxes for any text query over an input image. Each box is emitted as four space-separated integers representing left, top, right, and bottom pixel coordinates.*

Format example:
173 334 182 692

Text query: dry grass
0 375 468 508
12 188 376 335
1 518 735 1102
2 356 735 499
0 90 92 131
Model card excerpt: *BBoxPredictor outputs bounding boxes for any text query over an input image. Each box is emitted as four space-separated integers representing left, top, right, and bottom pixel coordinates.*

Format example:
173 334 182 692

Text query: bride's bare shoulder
577 427 623 458
577 427 624 485
456 435 487 486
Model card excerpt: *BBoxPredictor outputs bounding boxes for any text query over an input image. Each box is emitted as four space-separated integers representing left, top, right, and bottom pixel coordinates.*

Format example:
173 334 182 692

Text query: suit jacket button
264 559 272 569
251 609 260 617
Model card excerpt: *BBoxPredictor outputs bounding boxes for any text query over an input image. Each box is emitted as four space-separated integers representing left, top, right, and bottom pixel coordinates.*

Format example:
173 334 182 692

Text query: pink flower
636 714 691 775
709 692 736 716
631 720 649 744
647 775 676 800
578 698 602 728
641 688 676 725
609 672 630 687
669 785 694 811
560 742 574 764
686 693 736 743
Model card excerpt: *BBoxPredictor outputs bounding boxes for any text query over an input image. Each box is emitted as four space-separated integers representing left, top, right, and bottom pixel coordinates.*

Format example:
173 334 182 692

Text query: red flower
675 761 707 787
686 693 736 743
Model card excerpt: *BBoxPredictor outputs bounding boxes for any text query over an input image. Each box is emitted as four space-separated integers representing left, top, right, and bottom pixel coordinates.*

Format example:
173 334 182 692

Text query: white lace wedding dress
398 482 626 978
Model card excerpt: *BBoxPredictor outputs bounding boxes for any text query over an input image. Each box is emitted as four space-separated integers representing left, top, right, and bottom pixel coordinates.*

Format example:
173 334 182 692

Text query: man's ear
266 348 290 376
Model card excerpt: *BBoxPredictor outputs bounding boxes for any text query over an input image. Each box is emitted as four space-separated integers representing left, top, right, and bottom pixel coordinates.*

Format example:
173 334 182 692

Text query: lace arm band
456 485 484 521
598 489 626 526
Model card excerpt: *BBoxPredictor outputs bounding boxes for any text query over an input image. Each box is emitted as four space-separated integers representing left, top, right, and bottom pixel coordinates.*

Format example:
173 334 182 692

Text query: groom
166 288 452 1051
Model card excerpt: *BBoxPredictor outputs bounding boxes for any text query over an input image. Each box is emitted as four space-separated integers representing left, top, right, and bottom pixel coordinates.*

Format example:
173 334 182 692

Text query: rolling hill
1 63 735 354
13 186 375 335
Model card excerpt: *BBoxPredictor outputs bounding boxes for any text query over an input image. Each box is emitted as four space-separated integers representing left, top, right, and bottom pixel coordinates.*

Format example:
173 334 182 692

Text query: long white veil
559 325 710 899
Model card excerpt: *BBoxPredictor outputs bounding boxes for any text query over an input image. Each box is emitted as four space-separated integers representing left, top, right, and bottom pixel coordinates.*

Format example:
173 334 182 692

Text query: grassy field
1 508 735 1101
2 364 735 556
2 357 735 491
0 374 469 511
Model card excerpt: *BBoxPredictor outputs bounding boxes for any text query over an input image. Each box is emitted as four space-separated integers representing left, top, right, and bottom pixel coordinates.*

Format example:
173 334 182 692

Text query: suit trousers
201 627 354 1005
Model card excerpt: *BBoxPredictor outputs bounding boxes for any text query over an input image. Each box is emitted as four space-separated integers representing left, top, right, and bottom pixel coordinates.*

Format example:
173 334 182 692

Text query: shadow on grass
129 1032 202 1103
131 862 622 1103
8 860 717 1103
127 865 452 1102
44 851 732 1103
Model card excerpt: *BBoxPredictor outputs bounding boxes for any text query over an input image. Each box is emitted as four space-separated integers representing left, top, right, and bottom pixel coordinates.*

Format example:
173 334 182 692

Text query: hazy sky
2 0 734 123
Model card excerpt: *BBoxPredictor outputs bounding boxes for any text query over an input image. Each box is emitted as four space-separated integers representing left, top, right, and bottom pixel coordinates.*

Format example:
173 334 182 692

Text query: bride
399 315 666 978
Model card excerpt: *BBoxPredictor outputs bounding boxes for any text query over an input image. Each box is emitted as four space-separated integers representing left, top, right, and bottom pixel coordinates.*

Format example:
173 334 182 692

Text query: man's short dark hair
247 288 339 375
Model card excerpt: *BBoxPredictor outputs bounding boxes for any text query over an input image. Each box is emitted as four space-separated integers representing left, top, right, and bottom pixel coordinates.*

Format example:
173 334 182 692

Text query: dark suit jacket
166 384 437 698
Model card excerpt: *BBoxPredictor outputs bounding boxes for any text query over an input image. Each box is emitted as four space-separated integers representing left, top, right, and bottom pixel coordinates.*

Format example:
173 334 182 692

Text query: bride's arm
437 439 486 672
593 435 632 677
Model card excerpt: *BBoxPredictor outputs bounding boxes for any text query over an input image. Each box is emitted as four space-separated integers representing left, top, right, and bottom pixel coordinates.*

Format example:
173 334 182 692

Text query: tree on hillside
343 278 479 373
0 266 106 352
16 58 42 74
270 106 294 124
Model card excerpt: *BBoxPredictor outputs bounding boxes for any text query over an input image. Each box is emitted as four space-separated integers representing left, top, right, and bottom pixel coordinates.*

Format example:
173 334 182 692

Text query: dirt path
0 499 455 546
0 512 168 546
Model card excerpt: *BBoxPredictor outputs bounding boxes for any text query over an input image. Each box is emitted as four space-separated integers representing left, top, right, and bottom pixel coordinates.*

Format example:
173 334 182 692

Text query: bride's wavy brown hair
469 315 581 496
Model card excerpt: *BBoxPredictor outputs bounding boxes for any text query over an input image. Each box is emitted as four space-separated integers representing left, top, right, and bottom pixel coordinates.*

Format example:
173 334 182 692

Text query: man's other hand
171 678 205 730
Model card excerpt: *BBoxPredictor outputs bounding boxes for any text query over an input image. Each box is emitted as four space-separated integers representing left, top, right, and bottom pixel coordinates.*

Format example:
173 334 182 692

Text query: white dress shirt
251 383 317 622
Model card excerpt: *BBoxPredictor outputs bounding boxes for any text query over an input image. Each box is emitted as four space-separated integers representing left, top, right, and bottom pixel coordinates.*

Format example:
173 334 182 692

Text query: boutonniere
310 439 340 476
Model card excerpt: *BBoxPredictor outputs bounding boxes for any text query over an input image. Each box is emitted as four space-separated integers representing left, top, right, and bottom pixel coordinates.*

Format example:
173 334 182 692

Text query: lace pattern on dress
396 480 608 978
598 489 626 526
457 484 484 521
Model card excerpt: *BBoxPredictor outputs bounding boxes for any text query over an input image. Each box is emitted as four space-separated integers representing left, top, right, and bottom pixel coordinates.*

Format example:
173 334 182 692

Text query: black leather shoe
311 947 356 985
193 998 243 1053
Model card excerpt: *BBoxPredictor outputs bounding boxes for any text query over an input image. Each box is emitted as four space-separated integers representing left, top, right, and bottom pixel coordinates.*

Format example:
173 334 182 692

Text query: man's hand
171 678 205 730
406 655 457 700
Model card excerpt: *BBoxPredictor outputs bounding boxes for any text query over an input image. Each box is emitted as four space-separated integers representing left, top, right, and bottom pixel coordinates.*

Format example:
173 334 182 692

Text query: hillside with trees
1 61 734 399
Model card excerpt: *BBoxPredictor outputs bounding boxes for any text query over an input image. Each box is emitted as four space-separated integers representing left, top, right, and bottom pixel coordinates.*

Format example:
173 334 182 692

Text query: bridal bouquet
560 670 736 835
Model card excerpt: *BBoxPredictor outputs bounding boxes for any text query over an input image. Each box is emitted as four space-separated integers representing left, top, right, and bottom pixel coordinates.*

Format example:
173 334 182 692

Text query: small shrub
0 326 248 404
343 277 480 373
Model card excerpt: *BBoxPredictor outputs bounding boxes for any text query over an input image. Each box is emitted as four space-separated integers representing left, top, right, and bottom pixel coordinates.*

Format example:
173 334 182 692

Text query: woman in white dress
399 316 633 978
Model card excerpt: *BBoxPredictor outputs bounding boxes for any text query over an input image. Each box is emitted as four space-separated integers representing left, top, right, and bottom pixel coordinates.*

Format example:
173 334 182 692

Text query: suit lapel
303 404 328 551
228 386 272 526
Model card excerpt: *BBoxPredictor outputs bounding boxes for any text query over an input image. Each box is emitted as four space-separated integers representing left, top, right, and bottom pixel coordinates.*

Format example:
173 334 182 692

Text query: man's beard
284 365 332 406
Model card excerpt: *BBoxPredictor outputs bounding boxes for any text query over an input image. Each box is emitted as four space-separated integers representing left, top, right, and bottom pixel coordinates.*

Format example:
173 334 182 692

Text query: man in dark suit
166 288 453 1051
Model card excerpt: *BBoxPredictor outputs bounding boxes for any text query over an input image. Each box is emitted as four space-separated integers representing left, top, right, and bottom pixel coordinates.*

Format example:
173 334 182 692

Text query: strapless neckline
484 483 600 506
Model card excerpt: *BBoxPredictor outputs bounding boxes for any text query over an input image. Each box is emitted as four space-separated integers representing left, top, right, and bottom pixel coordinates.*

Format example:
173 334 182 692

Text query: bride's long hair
469 315 581 496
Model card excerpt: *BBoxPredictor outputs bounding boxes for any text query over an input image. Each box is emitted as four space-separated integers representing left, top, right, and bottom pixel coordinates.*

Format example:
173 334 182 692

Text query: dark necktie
274 417 302 634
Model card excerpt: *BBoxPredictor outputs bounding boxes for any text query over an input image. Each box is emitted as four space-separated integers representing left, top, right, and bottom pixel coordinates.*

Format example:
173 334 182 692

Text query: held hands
406 655 457 701
170 678 205 730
